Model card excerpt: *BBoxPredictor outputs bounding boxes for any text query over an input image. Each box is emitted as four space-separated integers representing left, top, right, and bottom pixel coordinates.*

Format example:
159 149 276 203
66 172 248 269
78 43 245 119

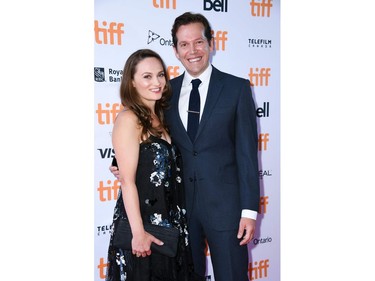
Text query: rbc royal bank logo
94 67 105 82
94 68 123 83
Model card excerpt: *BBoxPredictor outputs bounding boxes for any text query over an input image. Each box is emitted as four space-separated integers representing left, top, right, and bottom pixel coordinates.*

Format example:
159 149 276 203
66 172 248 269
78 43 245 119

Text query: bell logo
152 0 176 9
203 0 228 12
249 0 273 17
94 20 125 45
256 102 270 117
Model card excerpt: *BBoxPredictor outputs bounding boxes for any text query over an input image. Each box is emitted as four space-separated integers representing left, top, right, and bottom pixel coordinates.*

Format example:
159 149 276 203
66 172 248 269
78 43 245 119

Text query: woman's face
132 57 166 106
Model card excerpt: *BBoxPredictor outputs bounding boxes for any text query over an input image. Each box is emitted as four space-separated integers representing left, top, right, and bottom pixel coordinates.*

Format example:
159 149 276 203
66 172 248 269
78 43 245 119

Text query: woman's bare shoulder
115 108 138 123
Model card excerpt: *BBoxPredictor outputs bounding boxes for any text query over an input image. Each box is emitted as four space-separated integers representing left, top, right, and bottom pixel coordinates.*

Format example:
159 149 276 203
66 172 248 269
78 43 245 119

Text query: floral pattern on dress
105 136 192 281
148 142 171 188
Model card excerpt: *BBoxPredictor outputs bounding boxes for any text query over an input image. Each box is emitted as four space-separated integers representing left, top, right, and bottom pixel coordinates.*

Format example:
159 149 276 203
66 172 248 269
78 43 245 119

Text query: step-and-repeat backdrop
94 1 280 280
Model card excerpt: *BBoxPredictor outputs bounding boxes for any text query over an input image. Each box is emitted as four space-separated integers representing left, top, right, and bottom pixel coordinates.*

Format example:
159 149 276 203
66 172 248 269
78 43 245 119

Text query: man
112 12 260 281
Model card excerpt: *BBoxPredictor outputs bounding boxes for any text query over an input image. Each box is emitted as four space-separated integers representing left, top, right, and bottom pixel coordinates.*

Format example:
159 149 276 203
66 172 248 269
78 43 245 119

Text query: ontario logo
147 30 173 46
147 30 160 44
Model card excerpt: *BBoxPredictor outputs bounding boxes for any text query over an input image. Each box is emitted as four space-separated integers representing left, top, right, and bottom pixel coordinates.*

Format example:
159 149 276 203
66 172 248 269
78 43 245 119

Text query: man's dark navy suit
165 65 260 280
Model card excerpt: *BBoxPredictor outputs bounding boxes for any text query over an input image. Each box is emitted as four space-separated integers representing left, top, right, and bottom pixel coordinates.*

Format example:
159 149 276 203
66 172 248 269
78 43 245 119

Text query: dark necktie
187 79 202 141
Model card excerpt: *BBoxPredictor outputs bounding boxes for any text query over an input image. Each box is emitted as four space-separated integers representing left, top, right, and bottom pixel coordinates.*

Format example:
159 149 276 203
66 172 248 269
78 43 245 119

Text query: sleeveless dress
105 135 198 281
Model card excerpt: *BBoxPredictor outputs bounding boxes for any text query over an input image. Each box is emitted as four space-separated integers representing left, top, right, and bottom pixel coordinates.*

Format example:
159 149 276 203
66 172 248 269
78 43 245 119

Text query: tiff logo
96 103 123 125
153 0 176 9
259 196 269 214
250 0 272 17
258 133 269 151
203 0 228 12
248 259 270 280
249 67 271 86
97 257 107 279
213 30 228 51
97 179 121 202
167 66 180 79
94 20 124 45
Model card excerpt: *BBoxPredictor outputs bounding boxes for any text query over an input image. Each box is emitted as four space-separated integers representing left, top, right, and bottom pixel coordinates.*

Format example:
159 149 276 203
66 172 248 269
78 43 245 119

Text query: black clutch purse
113 218 180 258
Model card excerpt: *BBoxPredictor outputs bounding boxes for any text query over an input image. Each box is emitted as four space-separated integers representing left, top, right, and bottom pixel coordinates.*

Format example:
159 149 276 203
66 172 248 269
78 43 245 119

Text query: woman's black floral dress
105 135 197 281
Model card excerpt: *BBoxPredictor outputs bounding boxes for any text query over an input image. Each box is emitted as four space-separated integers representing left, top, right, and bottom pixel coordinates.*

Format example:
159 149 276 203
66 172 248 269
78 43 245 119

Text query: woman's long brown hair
119 49 172 141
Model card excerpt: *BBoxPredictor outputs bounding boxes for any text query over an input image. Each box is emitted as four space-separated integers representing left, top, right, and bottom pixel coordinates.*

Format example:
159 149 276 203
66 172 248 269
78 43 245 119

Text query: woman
105 49 198 281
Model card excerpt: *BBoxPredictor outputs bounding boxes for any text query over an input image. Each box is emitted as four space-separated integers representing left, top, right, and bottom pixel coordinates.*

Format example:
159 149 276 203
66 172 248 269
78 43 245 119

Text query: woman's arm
112 110 162 257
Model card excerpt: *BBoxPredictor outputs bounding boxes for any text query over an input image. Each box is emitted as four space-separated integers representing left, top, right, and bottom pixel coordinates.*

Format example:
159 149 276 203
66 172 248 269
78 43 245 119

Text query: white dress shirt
178 65 212 130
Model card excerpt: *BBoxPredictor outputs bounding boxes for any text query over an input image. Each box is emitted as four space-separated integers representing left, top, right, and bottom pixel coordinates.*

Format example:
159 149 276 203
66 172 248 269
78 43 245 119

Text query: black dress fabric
105 135 200 281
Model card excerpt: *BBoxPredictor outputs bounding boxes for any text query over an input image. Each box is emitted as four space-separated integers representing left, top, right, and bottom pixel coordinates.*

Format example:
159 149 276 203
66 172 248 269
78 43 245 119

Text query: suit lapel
195 67 224 140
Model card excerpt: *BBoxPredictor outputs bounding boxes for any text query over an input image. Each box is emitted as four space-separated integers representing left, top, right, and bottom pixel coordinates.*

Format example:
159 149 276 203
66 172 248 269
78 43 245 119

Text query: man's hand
109 165 121 180
237 218 256 246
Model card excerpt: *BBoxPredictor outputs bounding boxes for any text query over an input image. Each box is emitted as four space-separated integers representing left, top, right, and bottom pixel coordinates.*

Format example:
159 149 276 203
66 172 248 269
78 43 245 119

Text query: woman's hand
131 231 164 257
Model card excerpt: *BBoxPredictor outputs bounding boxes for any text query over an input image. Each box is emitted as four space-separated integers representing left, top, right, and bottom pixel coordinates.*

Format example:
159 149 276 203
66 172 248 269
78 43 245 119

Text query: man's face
173 22 213 77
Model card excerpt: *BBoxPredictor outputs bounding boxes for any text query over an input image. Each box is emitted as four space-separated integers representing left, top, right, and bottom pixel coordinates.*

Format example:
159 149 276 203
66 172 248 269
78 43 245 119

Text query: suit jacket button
189 177 194 182
193 151 198 156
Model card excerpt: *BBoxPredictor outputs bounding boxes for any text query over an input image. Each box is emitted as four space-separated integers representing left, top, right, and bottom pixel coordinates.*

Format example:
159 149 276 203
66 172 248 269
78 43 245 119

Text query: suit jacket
165 66 260 231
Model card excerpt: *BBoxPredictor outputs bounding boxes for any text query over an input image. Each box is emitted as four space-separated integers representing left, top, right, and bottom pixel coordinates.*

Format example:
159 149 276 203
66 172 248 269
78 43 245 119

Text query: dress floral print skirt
105 136 198 281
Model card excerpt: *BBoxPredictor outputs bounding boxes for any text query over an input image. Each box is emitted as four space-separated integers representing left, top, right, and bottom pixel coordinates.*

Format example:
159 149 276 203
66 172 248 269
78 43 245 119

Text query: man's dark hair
171 12 213 48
